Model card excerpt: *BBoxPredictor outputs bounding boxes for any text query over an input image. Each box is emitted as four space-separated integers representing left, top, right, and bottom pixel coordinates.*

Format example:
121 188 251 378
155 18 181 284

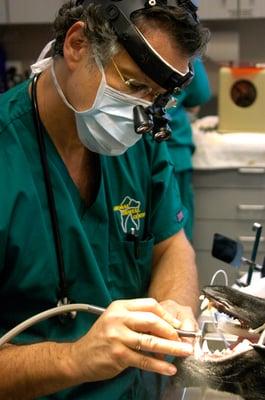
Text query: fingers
100 317 193 359
115 298 181 329
160 300 198 332
110 298 197 348
124 347 177 376
176 308 199 344
126 330 193 357
124 311 180 340
177 306 199 344
159 299 181 317
181 318 198 332
73 298 197 383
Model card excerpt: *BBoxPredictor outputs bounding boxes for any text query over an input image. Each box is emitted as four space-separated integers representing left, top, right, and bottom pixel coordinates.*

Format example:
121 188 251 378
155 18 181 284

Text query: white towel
192 116 265 170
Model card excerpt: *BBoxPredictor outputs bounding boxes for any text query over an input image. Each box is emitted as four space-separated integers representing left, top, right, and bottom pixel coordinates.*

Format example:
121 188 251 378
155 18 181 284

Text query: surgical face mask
50 61 151 156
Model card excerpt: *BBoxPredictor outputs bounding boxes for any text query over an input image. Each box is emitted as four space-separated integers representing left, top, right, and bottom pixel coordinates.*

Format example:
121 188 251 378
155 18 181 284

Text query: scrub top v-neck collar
44 129 104 220
27 77 104 221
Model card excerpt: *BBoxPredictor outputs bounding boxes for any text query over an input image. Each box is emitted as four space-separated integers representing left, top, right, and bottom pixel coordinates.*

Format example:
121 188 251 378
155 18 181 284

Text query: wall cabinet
239 0 265 18
0 0 8 23
193 168 265 288
8 0 65 24
199 0 238 20
199 0 265 20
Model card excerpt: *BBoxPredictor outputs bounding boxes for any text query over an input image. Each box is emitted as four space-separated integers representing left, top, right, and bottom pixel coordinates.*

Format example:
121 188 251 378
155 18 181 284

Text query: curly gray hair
52 1 210 65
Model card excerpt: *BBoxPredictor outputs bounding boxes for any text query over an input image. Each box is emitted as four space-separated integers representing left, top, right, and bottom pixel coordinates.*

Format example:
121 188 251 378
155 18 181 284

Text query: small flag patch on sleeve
177 210 184 222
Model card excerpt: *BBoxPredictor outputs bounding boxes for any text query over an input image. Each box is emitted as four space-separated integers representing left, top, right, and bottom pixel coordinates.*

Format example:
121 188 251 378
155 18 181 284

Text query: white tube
210 269 229 286
0 304 105 347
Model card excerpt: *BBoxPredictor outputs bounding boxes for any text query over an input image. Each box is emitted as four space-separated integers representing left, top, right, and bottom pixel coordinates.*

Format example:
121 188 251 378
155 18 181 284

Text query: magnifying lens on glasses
134 89 180 141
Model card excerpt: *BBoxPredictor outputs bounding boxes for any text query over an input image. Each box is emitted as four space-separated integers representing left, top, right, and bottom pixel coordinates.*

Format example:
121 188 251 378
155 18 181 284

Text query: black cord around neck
31 74 69 306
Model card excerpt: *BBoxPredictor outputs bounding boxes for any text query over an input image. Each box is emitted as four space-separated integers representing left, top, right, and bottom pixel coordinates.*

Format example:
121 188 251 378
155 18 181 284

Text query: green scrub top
0 80 187 400
167 58 212 171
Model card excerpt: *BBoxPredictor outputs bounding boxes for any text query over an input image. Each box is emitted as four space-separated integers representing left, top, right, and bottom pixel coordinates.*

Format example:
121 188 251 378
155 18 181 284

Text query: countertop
192 116 265 170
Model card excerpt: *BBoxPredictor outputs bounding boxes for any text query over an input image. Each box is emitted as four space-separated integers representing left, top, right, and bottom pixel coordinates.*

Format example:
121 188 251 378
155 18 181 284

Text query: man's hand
150 300 198 361
69 298 193 383
160 299 198 333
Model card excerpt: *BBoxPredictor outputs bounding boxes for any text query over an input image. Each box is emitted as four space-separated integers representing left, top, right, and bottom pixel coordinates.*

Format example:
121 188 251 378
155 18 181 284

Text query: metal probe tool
175 329 202 338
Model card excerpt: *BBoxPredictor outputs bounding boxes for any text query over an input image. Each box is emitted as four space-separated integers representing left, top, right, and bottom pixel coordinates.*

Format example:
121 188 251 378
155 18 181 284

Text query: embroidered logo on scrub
113 196 146 233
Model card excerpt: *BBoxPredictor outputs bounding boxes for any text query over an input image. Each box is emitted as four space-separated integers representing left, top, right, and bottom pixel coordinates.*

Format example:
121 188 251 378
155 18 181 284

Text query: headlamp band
104 5 194 91
77 0 196 90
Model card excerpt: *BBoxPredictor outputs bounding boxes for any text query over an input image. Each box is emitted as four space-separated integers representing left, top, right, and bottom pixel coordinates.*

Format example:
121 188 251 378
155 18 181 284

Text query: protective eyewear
78 0 197 141
111 58 155 99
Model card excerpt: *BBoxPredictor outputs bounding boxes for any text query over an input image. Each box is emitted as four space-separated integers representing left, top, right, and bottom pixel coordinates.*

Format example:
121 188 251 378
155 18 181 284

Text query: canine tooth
193 338 204 360
202 340 210 354
200 297 209 310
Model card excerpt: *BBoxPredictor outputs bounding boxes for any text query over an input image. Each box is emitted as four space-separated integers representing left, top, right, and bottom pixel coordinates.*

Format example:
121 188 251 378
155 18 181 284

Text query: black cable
31 74 68 304
247 223 262 286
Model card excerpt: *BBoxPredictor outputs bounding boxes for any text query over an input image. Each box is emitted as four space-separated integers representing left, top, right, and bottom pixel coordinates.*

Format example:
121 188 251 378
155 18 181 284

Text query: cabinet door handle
238 167 265 174
238 204 265 211
239 236 265 243
240 9 253 18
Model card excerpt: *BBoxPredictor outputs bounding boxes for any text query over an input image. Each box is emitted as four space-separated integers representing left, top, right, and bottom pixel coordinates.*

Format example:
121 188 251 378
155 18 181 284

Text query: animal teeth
202 340 210 354
193 337 204 360
200 297 209 310
204 346 234 360
213 349 222 356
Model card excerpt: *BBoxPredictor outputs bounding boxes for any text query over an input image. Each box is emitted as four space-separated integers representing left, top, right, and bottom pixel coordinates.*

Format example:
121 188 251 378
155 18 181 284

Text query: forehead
140 27 190 74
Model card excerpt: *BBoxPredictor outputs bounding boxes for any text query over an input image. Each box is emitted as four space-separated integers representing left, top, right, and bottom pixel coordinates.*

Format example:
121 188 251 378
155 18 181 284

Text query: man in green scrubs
167 58 212 240
0 1 209 399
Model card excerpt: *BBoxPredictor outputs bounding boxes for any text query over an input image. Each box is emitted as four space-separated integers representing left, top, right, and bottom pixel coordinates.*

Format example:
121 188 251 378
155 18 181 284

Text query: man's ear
63 21 89 70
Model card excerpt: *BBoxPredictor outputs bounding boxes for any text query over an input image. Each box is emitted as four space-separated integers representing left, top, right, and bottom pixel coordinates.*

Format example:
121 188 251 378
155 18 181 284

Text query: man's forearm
148 231 199 315
0 342 79 399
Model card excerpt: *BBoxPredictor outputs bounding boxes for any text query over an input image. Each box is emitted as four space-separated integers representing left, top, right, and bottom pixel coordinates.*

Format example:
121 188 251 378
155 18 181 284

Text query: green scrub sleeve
147 140 188 244
183 58 212 108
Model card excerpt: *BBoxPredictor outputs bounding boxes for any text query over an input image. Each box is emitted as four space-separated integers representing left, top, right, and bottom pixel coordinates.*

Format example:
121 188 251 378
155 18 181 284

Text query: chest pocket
108 234 154 300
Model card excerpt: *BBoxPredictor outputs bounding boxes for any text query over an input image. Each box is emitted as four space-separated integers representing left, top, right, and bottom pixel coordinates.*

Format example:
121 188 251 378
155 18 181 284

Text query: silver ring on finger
135 333 143 352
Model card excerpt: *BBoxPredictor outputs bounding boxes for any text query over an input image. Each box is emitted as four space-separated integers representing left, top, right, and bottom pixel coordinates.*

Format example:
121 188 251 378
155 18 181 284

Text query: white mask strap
51 61 77 112
31 39 56 76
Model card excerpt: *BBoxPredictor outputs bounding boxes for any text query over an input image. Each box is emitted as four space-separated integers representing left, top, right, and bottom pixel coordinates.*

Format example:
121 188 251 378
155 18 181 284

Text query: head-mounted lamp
77 0 197 91
76 0 199 140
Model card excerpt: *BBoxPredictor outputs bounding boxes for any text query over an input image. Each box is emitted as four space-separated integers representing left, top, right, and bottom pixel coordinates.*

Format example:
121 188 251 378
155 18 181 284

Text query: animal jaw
173 347 265 400
171 286 265 400
201 286 265 330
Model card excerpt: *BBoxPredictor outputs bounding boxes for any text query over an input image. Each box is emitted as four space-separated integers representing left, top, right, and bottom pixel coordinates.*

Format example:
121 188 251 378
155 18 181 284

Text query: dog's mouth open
193 285 263 362
172 286 265 400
